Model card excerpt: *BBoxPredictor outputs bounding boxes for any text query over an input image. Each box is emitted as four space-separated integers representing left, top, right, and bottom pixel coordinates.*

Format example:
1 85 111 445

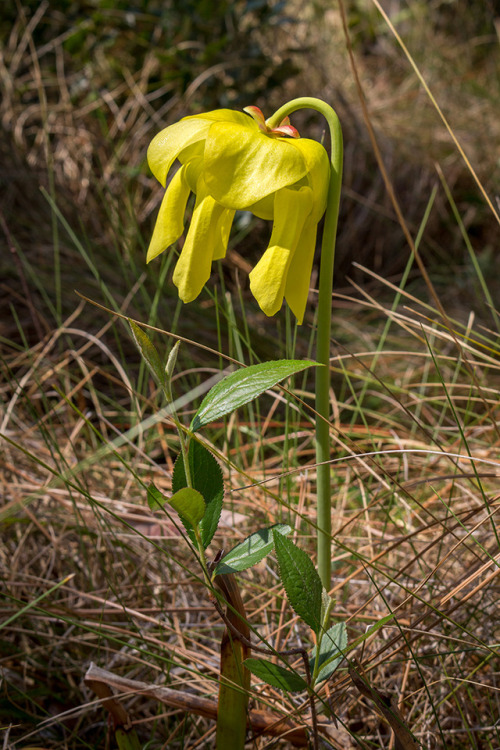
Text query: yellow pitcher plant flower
146 105 330 323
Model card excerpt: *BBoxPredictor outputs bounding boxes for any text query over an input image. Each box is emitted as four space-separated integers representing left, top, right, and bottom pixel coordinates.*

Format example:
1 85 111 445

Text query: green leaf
148 483 205 528
169 487 205 527
147 482 168 511
310 622 347 683
129 320 166 388
172 440 223 548
165 340 180 382
244 658 307 693
191 359 320 431
214 524 291 575
273 531 323 635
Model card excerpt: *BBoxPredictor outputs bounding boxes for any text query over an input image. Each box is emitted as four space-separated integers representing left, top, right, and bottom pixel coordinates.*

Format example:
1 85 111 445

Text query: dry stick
84 671 133 730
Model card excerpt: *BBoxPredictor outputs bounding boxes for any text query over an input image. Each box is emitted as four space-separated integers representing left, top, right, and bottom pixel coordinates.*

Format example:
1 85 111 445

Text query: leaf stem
309 596 333 685
268 98 343 588
194 525 212 586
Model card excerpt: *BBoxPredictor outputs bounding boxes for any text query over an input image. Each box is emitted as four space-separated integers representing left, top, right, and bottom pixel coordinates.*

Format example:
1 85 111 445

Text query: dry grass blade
349 660 417 750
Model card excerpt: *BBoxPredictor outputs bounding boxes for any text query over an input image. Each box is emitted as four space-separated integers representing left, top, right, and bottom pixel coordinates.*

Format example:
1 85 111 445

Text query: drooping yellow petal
181 153 204 192
147 119 211 187
284 215 317 324
204 121 309 209
146 166 191 263
148 110 257 187
288 138 330 221
172 189 228 303
249 187 313 318
246 192 274 221
213 208 236 260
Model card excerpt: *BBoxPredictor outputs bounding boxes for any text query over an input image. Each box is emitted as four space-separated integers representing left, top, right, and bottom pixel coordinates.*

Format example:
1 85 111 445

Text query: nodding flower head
146 106 330 323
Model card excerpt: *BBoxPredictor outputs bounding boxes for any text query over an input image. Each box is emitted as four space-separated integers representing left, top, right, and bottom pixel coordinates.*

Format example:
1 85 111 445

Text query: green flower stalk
267 98 343 589
146 98 343 588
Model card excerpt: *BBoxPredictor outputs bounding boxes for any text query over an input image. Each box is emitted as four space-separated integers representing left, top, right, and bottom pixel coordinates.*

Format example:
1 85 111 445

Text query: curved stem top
267 97 343 183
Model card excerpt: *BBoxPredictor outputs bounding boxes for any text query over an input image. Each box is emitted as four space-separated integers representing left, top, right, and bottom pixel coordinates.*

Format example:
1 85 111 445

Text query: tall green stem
268 98 343 588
